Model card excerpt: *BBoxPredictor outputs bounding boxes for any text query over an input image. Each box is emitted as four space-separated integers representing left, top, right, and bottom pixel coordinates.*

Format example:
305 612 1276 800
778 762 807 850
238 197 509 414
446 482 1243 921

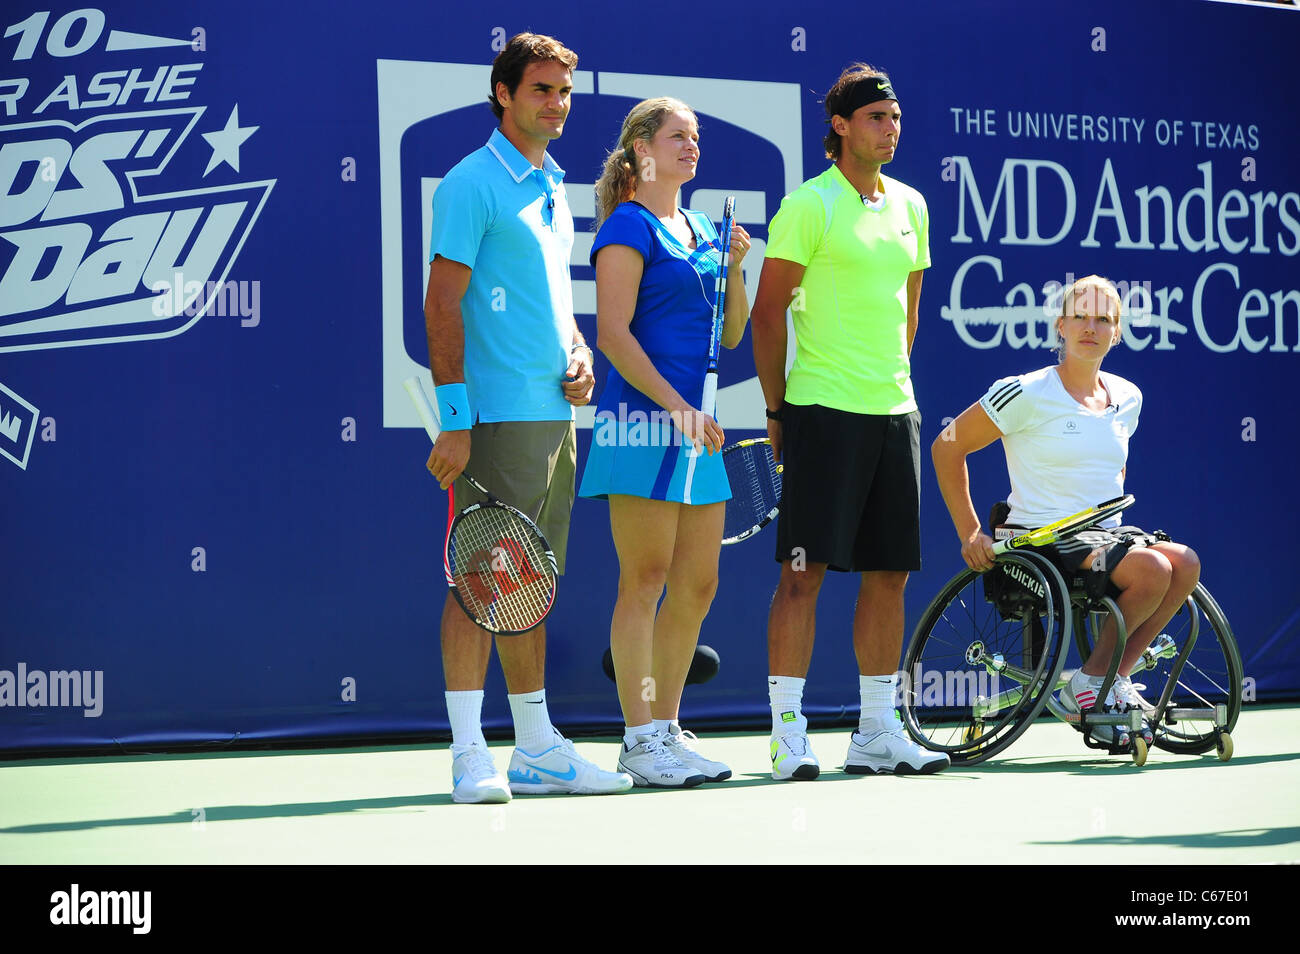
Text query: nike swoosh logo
902 229 913 235
453 774 464 786
876 80 888 90
448 405 458 415
525 700 544 704
530 762 577 781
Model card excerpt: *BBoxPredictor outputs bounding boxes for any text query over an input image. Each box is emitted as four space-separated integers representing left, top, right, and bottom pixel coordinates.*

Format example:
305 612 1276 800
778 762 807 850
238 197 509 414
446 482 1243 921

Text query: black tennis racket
404 377 558 635
721 437 782 545
991 494 1135 555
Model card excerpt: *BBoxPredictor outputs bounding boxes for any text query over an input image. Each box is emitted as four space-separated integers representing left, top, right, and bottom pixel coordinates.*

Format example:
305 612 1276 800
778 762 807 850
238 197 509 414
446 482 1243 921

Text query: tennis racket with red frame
404 376 557 635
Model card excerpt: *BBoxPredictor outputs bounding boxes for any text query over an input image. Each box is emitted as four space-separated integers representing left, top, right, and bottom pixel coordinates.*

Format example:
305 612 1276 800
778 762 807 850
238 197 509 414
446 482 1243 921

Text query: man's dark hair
488 33 579 120
822 62 890 159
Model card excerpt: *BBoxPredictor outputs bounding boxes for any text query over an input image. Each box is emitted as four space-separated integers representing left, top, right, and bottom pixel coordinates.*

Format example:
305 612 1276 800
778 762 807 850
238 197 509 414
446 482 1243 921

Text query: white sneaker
1114 675 1157 718
770 732 820 780
451 744 511 804
618 733 705 788
844 716 951 775
663 722 731 782
1058 674 1121 745
507 731 633 795
1113 675 1156 744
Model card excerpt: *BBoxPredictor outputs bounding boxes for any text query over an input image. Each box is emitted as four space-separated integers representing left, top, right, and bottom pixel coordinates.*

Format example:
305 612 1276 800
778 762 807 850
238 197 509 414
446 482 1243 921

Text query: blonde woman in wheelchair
931 274 1201 746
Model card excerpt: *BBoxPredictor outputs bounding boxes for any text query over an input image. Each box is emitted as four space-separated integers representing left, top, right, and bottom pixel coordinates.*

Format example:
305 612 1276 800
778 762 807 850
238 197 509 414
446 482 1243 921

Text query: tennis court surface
3 704 1297 864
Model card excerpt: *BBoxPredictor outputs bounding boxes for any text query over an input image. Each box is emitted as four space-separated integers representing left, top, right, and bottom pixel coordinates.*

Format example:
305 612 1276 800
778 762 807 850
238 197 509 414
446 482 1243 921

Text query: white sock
769 675 807 735
445 690 487 749
858 674 899 736
624 721 655 748
508 689 556 753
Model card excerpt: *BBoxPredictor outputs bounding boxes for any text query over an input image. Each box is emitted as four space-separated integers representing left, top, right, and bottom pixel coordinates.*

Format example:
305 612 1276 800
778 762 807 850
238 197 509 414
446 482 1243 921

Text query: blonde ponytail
593 145 638 228
592 97 695 229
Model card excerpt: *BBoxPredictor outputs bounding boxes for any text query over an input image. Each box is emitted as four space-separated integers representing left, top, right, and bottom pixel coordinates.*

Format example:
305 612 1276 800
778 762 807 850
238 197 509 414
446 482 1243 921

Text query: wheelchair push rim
900 551 1071 765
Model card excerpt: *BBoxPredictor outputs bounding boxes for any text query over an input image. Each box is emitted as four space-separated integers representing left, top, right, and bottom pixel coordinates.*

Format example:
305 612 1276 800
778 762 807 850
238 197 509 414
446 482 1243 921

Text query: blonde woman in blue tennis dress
582 98 751 787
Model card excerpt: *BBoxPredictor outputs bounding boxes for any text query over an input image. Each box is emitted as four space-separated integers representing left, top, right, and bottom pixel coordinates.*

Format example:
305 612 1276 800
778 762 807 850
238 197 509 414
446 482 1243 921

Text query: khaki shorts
450 420 577 574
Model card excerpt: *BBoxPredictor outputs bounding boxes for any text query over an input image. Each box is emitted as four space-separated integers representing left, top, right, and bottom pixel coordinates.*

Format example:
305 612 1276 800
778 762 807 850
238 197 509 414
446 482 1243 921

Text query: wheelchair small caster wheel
1131 735 1148 766
1216 732 1233 762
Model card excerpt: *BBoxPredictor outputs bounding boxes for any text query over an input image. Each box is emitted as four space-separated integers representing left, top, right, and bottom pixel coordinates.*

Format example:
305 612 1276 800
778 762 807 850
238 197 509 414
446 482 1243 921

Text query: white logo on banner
0 380 38 469
0 7 277 468
940 151 1300 354
376 61 804 431
0 12 276 351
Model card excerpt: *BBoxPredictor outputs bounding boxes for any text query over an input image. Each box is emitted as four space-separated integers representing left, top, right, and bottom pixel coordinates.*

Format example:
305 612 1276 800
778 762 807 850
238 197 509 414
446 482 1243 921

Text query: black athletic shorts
775 403 921 572
994 522 1167 602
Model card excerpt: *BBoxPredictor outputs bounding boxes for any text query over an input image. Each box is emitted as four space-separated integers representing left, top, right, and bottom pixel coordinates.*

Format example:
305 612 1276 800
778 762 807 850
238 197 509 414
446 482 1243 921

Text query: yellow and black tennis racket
991 494 1135 555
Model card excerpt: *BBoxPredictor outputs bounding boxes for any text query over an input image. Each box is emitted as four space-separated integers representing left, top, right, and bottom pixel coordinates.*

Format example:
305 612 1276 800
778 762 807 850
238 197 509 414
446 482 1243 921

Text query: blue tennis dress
580 202 732 505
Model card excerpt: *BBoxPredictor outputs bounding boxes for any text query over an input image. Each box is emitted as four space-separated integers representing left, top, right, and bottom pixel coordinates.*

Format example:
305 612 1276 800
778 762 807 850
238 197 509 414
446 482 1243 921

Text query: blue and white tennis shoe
508 730 633 795
451 744 511 804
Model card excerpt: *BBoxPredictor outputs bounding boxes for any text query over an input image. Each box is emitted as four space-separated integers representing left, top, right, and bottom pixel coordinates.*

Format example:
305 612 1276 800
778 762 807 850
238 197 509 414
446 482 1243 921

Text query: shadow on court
1031 826 1300 850
955 751 1300 775
0 764 971 834
0 794 460 834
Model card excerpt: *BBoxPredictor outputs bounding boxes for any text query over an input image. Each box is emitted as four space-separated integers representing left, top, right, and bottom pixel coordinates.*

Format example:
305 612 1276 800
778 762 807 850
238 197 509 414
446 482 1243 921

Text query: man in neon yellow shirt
751 63 949 779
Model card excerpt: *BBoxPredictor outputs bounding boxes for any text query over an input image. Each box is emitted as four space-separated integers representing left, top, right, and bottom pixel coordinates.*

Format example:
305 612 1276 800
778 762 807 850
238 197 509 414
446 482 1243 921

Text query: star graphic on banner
202 105 259 176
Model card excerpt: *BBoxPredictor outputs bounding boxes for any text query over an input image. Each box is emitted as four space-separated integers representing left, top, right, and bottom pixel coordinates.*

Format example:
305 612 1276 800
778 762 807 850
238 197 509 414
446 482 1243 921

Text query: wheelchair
899 508 1241 767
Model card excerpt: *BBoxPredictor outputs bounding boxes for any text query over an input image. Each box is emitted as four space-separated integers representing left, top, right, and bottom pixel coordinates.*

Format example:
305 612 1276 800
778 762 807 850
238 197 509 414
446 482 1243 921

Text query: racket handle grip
990 539 1009 556
403 376 441 444
700 372 718 419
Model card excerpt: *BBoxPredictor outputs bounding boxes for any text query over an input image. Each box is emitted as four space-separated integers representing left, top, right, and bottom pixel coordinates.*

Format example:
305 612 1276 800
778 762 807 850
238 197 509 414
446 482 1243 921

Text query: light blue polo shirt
428 128 575 422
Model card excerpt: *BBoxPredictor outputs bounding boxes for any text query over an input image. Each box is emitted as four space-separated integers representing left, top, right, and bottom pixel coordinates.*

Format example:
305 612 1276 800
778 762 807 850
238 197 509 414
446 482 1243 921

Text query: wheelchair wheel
901 551 1071 764
1150 583 1242 754
1078 582 1242 756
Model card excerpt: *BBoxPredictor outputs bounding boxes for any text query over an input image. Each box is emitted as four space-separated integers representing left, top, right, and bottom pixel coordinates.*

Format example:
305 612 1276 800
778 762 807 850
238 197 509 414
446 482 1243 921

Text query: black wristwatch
765 407 782 421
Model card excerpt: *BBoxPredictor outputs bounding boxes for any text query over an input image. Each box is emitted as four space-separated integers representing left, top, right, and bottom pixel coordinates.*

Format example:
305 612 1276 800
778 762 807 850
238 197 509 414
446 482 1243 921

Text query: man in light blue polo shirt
422 32 632 803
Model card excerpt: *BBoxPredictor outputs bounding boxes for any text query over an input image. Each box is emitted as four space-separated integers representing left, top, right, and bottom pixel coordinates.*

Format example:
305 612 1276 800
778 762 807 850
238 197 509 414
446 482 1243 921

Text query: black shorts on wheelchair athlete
995 521 1170 602
775 403 921 573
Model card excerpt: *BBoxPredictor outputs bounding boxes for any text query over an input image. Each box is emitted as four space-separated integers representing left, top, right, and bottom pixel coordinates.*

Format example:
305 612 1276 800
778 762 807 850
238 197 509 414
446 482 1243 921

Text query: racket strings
449 505 555 632
723 442 781 541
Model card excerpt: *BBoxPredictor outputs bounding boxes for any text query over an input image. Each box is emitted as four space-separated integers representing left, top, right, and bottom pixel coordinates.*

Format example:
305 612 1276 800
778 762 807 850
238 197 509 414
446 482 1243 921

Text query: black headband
835 76 897 117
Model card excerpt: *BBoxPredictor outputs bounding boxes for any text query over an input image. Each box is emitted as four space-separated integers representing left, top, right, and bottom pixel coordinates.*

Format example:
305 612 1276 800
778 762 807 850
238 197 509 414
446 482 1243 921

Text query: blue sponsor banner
1 0 1296 750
